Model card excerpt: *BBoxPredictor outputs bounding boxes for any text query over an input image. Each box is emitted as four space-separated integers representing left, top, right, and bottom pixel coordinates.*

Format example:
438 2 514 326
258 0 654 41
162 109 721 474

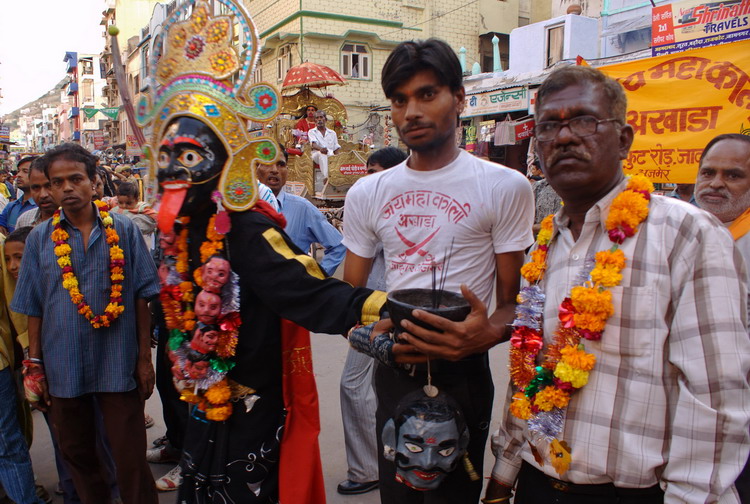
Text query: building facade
245 0 525 141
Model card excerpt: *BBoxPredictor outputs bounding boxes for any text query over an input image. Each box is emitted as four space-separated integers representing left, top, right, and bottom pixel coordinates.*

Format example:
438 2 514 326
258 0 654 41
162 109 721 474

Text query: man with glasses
484 65 750 504
256 148 345 276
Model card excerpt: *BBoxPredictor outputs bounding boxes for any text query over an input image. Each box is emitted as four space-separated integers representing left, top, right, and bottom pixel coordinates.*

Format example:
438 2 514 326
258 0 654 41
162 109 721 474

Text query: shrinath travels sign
652 0 750 56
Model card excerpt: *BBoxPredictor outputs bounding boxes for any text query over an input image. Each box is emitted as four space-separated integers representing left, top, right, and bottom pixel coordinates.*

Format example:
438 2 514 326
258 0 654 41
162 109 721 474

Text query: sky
0 0 106 116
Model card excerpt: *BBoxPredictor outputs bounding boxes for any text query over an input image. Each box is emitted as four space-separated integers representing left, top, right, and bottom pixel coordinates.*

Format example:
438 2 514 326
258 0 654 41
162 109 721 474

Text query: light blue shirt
11 207 160 397
277 190 345 276
0 195 37 232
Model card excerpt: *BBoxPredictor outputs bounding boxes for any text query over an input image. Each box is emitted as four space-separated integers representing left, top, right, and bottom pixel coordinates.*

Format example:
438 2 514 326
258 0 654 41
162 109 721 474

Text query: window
81 59 94 75
82 80 94 103
253 59 262 83
341 43 370 79
546 25 564 67
141 47 150 78
277 45 293 81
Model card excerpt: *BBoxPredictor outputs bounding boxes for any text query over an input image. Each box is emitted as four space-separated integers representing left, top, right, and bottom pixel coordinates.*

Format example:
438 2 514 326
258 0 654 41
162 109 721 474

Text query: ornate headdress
136 0 280 211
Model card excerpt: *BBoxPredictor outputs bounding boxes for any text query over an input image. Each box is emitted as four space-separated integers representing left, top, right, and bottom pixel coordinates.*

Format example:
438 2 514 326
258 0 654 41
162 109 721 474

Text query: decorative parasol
282 62 347 91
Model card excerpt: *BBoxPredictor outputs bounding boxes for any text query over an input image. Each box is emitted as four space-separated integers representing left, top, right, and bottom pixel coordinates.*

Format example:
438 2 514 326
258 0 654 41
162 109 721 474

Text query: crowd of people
0 29 749 504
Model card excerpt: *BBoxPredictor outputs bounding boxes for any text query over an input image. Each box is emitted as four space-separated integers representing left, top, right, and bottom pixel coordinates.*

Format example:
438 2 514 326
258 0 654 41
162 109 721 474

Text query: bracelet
26 357 43 365
481 497 511 504
22 359 44 368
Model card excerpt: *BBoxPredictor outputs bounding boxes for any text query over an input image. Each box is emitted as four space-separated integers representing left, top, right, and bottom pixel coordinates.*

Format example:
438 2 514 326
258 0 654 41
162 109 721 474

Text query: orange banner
599 39 750 183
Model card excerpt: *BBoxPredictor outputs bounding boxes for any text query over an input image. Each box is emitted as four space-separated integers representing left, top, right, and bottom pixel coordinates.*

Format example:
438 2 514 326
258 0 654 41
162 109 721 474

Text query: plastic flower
537 215 554 244
509 392 532 420
570 286 613 316
572 313 607 333
595 249 625 269
521 260 545 283
205 380 232 405
533 386 570 411
549 439 572 476
554 361 590 388
559 345 596 371
206 404 232 421
54 244 72 257
590 264 622 287
626 174 654 195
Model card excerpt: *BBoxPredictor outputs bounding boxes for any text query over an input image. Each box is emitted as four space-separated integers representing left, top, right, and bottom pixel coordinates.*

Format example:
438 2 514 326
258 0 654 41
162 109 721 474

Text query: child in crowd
0 226 49 504
111 182 157 248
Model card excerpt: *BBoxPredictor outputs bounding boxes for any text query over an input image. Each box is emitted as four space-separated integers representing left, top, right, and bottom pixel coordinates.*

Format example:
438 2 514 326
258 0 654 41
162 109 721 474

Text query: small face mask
382 391 469 491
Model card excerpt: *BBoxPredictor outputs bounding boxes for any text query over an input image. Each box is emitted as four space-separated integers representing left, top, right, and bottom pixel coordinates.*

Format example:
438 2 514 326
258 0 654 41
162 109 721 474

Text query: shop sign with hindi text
461 87 527 118
652 0 750 56
599 40 750 183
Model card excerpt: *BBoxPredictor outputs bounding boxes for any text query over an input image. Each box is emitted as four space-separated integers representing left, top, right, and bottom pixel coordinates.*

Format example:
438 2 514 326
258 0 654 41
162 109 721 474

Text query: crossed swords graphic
395 227 441 257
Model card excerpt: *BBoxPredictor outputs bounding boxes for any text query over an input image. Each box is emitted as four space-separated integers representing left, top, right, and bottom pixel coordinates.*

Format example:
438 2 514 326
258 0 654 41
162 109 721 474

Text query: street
27 334 511 503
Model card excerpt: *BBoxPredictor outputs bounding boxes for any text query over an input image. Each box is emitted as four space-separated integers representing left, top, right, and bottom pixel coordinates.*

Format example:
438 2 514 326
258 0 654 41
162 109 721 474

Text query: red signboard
93 131 105 149
514 119 535 141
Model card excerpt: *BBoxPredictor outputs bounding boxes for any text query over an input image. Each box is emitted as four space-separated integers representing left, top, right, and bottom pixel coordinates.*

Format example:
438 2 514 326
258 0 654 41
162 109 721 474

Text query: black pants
374 358 494 504
48 389 158 504
736 453 750 503
153 301 188 450
514 461 665 504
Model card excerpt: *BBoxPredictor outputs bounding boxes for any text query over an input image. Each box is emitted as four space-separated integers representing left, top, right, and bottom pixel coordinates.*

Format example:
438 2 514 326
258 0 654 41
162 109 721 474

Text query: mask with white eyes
382 390 470 491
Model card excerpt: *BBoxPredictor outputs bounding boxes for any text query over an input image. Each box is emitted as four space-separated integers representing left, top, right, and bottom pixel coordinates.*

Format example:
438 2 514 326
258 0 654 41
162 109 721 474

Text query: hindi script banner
652 0 750 56
599 40 750 183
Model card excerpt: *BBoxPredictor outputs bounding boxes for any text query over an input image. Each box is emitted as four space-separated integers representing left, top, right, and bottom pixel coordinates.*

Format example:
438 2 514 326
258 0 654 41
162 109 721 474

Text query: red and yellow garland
52 200 125 329
509 175 653 475
161 215 239 422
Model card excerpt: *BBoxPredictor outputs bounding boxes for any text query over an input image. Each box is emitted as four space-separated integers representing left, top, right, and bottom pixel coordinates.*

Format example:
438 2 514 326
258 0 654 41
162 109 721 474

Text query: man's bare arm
342 250 373 287
135 298 155 400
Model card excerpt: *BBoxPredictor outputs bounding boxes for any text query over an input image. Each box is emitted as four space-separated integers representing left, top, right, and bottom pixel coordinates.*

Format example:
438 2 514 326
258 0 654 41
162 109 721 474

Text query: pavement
27 337 511 503
26 254 511 503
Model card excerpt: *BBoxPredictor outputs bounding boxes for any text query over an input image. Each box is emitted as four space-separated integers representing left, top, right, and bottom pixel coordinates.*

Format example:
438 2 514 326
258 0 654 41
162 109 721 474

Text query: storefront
460 73 547 173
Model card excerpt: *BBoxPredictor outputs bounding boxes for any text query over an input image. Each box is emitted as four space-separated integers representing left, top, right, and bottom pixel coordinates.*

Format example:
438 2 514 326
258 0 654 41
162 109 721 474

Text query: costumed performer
135 1 420 502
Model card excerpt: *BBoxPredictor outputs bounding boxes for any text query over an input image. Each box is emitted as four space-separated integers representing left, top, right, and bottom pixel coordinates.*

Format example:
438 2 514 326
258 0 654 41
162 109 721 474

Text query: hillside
2 78 68 130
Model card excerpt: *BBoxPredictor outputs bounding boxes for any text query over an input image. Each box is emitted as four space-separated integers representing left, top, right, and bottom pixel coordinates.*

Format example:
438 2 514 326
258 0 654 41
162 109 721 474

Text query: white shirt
308 127 341 156
343 150 534 306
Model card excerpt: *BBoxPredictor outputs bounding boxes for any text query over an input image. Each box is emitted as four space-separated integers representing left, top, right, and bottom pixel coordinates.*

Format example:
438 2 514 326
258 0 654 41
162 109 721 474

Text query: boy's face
117 195 138 210
4 241 24 281
93 174 105 200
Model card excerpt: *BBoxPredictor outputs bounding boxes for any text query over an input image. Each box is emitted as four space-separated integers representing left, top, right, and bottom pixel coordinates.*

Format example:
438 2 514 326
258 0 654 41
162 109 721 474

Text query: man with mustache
693 133 750 503
16 159 58 228
484 66 750 504
343 38 534 503
695 134 750 271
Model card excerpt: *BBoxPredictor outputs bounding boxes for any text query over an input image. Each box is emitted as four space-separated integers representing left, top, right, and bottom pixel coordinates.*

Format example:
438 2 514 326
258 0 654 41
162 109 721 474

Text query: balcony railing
66 82 78 96
68 107 79 119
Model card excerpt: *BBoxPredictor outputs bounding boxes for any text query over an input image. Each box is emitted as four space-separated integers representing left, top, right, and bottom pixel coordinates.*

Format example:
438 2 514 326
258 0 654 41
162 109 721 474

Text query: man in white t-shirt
342 38 534 503
308 110 341 182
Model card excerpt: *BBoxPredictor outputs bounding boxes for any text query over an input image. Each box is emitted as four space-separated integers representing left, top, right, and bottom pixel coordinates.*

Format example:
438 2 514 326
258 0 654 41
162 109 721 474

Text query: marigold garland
509 175 653 476
160 215 238 422
52 201 125 329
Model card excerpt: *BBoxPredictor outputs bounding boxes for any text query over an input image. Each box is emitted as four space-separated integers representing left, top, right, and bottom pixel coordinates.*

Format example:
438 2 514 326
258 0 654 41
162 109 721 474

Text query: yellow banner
599 39 750 183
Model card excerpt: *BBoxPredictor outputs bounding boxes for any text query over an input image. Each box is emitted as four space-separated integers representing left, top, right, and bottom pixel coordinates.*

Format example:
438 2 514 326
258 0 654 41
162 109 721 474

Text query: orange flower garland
161 215 239 422
509 175 653 476
52 200 125 329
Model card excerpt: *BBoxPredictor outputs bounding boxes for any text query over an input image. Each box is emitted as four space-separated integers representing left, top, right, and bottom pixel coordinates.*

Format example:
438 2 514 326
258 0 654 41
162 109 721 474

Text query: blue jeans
0 367 43 504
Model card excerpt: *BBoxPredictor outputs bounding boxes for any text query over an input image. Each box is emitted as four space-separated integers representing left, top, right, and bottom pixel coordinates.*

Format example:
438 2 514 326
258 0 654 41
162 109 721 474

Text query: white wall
508 14 599 74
